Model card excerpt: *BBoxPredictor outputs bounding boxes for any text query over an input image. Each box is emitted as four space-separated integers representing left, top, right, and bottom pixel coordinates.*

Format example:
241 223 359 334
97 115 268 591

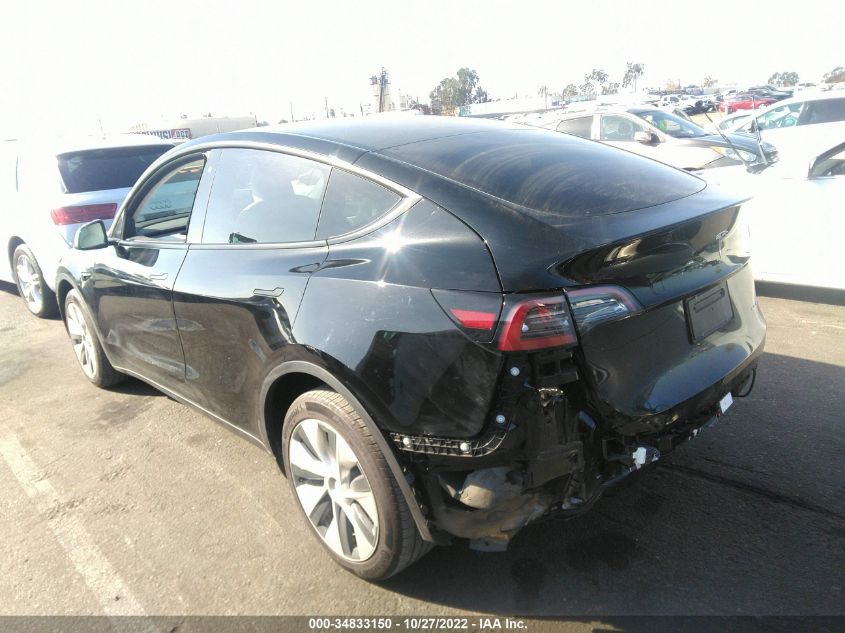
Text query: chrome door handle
253 287 284 298
148 272 168 281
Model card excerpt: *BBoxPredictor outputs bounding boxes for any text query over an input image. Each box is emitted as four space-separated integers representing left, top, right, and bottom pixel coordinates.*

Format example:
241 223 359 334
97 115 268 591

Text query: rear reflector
498 296 577 352
50 203 117 225
449 309 496 331
431 289 503 343
566 285 642 333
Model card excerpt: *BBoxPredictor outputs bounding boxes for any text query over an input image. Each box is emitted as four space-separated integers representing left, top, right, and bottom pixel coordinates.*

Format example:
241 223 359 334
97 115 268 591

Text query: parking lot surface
0 282 842 618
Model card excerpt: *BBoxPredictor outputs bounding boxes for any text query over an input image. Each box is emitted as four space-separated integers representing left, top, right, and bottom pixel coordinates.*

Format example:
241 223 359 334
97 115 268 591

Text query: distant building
128 115 258 142
459 97 551 118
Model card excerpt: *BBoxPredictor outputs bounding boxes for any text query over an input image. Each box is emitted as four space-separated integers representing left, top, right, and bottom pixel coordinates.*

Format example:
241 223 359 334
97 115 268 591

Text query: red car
719 93 776 114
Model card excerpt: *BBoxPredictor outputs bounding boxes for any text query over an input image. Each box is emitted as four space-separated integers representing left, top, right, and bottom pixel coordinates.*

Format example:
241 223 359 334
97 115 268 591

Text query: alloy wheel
289 418 379 562
66 302 98 379
15 253 43 314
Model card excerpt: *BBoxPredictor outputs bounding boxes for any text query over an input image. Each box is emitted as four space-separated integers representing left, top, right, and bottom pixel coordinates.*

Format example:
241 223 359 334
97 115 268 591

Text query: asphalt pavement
0 281 842 623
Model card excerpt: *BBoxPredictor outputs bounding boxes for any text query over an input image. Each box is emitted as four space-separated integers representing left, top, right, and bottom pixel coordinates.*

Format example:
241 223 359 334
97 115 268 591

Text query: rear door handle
253 287 284 298
148 272 168 281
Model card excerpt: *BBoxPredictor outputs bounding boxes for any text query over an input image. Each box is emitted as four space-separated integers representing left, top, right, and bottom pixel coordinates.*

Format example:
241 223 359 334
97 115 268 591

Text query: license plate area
685 281 733 342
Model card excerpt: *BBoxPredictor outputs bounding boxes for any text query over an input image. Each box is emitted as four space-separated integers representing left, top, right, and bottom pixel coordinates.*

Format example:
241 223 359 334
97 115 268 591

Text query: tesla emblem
715 230 729 257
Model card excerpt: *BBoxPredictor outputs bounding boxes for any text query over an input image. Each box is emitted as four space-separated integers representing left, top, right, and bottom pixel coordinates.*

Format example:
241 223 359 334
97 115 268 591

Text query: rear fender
259 359 434 542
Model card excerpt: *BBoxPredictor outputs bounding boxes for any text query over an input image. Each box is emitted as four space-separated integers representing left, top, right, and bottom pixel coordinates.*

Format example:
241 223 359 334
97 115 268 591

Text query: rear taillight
566 285 642 334
431 289 503 343
50 204 117 225
498 296 577 351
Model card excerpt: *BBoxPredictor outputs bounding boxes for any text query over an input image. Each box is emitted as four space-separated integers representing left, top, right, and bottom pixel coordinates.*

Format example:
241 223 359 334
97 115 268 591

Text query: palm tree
622 63 645 93
538 85 549 109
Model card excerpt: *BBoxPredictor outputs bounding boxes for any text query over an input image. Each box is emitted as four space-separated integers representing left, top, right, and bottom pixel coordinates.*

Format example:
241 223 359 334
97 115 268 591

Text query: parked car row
4 117 767 580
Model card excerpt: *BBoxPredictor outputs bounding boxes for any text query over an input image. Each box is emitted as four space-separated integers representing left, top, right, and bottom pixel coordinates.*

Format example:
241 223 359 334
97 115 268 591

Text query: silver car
541 107 777 171
0 135 173 316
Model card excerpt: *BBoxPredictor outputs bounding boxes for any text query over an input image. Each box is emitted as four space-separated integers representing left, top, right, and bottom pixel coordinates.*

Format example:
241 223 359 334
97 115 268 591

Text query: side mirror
74 220 110 250
634 131 656 144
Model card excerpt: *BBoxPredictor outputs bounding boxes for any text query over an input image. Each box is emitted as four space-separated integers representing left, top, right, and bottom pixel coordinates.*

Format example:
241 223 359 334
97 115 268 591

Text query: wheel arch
55 273 76 321
7 236 24 276
259 359 433 542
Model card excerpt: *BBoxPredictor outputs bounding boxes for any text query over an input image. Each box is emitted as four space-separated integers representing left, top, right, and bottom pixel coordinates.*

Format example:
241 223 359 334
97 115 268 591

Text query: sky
1 0 842 138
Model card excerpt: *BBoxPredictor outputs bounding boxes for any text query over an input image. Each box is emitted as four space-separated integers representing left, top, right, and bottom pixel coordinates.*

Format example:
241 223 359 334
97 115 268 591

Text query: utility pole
325 96 329 118
289 102 294 123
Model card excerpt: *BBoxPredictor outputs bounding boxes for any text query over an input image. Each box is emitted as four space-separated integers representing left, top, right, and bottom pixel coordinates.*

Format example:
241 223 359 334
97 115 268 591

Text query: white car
731 92 845 143
702 139 845 290
0 135 173 316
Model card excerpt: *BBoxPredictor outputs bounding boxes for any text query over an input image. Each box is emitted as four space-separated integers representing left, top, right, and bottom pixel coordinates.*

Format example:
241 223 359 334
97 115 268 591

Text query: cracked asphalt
0 281 842 620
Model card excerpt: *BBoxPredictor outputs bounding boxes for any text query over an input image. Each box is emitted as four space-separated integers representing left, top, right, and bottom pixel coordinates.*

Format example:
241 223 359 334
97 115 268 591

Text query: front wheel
64 289 125 388
282 389 432 580
13 245 57 318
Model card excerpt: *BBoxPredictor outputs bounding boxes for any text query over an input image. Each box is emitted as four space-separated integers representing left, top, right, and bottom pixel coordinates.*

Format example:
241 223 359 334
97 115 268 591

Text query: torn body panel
397 336 759 550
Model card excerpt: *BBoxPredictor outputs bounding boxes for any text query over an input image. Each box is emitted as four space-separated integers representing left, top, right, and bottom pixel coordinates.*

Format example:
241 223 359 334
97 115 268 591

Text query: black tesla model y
57 117 765 579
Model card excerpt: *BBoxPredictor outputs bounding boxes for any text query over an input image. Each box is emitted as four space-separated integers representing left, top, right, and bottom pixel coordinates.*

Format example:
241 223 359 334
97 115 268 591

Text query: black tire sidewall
64 289 109 386
13 245 57 318
281 393 404 579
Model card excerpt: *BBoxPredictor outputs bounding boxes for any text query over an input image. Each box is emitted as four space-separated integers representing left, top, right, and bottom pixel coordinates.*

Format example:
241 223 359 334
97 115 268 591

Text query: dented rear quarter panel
293 200 506 438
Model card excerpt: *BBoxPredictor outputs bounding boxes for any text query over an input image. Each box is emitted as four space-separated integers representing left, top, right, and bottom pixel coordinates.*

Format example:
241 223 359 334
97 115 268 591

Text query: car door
171 147 331 432
746 143 845 289
85 154 211 387
0 144 18 282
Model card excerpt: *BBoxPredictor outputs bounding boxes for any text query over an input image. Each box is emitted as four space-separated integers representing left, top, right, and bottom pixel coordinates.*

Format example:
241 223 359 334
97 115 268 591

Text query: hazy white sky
1 0 842 137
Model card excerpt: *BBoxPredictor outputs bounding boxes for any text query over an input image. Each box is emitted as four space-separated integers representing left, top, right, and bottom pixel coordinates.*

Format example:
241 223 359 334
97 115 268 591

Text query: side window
126 158 204 240
316 169 401 240
556 116 593 138
757 103 802 130
801 99 845 125
600 115 646 141
809 145 845 178
202 149 329 244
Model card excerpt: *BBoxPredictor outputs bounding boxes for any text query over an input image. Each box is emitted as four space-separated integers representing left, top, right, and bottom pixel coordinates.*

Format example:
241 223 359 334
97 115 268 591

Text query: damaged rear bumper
396 355 759 550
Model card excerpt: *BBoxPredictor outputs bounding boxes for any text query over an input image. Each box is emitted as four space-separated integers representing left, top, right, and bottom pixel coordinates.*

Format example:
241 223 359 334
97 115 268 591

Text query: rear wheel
13 245 57 318
64 289 125 388
282 389 431 580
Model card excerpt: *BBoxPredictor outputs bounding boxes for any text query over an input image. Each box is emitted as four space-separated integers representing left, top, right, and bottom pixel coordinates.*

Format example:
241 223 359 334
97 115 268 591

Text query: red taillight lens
449 309 496 331
50 204 117 225
498 296 577 352
566 285 642 334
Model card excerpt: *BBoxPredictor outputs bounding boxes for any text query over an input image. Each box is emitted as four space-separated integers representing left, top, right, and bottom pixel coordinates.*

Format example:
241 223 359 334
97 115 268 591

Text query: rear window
556 116 592 138
57 145 171 194
382 129 704 217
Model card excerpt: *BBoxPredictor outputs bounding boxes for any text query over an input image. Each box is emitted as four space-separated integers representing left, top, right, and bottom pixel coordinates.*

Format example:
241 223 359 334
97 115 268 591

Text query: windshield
635 110 707 138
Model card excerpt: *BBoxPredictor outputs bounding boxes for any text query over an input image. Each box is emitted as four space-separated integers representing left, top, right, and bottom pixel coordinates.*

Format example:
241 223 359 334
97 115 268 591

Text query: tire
12 245 57 318
63 289 125 388
282 389 432 580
